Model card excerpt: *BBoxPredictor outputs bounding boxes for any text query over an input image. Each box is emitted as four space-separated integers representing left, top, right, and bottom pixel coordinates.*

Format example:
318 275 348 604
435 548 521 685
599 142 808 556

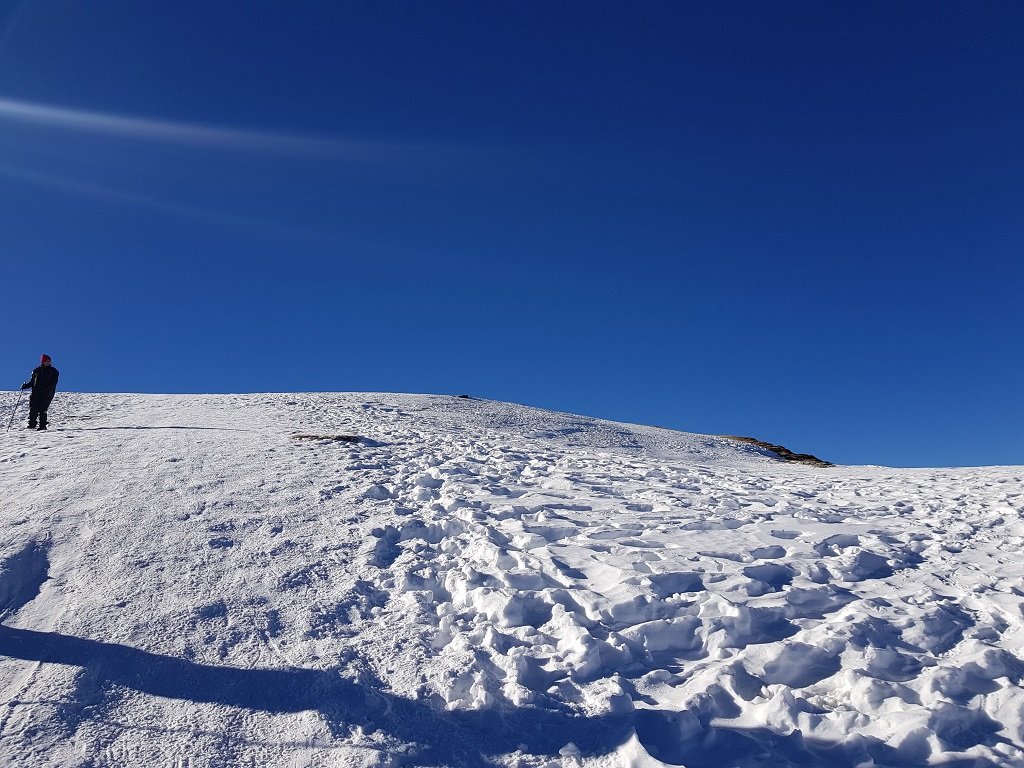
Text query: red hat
40 354 51 364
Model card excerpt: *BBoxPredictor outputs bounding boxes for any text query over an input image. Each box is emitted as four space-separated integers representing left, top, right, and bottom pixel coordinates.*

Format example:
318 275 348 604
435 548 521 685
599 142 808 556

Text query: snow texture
1 392 1022 767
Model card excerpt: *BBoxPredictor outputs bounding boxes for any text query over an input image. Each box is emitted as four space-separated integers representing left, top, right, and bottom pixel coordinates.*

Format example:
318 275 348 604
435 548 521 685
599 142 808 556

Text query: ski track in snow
0 392 1022 767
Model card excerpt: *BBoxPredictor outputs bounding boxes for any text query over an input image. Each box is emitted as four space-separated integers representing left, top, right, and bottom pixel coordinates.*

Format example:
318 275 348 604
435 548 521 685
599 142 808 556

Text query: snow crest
1 393 1022 767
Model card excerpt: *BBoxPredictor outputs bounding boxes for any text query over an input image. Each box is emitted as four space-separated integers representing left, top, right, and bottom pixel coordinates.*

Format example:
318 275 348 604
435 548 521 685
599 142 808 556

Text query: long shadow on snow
0 625 1005 767
62 426 254 433
0 624 629 765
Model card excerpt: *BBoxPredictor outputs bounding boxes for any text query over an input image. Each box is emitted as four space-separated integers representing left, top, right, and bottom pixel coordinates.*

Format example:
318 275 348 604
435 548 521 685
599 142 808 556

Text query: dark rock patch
292 434 360 443
722 436 833 467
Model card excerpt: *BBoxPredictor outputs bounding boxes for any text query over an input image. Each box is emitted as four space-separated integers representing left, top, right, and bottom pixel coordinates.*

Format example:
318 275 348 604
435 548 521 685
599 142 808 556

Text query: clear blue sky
1 2 1021 467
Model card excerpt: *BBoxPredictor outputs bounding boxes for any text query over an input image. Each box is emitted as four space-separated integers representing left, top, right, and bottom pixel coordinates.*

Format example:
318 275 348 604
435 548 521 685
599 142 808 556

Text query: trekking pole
6 389 25 432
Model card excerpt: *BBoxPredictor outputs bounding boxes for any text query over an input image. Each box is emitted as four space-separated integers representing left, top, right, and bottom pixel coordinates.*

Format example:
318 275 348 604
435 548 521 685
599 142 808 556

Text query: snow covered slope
1 393 1022 767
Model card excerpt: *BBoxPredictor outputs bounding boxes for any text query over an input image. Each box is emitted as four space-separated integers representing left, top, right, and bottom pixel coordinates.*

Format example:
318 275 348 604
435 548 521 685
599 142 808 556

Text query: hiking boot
27 423 36 429
37 425 47 431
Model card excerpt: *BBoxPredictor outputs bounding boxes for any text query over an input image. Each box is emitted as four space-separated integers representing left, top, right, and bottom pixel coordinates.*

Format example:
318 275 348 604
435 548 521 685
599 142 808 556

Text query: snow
1 392 1022 767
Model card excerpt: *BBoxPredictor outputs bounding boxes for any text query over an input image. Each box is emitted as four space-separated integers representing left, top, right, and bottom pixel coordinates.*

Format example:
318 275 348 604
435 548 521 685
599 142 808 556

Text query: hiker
21 354 59 430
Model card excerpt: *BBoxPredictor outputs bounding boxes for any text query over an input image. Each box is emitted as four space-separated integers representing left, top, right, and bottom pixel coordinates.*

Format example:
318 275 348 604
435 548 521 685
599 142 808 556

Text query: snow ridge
1 393 1022 767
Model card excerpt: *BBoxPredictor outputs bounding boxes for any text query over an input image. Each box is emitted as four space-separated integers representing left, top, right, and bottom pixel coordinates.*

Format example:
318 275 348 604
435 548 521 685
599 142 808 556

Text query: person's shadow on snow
0 543 1005 767
0 623 1003 768
0 623 632 766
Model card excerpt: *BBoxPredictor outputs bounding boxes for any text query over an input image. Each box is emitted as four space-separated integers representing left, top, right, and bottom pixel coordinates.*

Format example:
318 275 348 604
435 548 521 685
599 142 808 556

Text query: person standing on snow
21 354 59 430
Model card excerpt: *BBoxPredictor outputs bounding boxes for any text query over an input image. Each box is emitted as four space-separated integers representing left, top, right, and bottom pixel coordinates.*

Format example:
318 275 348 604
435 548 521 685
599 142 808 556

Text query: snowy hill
1 393 1022 767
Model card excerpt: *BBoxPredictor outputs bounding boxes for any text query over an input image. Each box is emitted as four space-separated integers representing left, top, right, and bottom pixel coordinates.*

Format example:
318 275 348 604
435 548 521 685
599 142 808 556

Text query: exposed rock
291 434 360 443
722 435 833 467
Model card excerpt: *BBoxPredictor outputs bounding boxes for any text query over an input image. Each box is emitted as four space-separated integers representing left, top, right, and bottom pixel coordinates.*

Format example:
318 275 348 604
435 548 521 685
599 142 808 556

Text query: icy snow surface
1 393 1022 767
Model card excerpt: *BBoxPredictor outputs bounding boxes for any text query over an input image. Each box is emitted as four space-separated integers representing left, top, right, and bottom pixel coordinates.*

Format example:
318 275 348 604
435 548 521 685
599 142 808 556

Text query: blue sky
1 2 1021 467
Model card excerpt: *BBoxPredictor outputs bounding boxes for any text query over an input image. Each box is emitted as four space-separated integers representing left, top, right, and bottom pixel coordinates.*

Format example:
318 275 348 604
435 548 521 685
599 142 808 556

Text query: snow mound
1 393 1022 767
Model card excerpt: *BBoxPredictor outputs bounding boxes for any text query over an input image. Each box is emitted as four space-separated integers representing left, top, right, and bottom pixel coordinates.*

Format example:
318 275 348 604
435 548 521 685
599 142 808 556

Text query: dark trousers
28 398 51 429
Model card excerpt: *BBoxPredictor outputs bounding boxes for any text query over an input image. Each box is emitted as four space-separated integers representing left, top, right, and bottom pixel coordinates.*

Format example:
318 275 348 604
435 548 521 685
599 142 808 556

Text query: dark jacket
22 365 59 407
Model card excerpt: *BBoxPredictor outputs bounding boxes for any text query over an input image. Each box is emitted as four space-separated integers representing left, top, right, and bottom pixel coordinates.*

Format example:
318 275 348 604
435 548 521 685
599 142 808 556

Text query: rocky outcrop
722 435 833 467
